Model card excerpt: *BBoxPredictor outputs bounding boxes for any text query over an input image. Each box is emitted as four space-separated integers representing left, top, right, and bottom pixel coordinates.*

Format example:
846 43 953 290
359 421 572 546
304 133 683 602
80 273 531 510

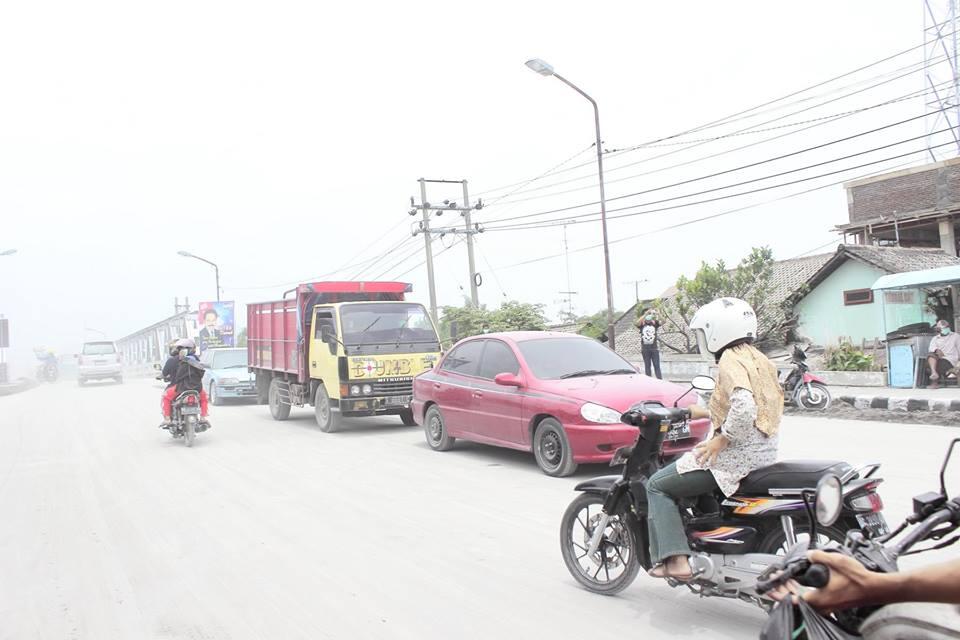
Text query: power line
350 235 420 280
495 152 938 271
486 63 951 209
482 139 956 234
475 37 953 199
482 113 950 228
480 142 596 205
395 237 466 280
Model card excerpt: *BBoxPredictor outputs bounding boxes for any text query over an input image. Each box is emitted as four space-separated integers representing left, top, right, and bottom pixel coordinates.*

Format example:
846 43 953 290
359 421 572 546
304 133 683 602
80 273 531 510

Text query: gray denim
645 461 719 563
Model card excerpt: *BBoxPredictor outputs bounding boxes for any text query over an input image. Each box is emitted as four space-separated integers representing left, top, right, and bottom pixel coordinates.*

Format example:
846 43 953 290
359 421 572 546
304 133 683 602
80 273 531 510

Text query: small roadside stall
871 264 960 388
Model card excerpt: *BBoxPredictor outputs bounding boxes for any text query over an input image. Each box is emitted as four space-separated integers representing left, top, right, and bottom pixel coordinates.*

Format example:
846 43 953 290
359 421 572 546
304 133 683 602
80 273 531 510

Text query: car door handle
473 391 483 399
434 383 441 390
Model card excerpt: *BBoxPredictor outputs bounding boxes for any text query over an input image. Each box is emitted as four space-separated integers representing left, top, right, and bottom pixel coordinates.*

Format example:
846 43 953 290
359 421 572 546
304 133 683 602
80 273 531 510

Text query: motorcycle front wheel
796 382 831 410
559 493 640 595
184 416 196 447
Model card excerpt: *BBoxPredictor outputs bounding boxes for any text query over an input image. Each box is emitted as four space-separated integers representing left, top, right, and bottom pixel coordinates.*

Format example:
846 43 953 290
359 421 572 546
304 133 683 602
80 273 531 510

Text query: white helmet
689 297 757 356
175 338 196 350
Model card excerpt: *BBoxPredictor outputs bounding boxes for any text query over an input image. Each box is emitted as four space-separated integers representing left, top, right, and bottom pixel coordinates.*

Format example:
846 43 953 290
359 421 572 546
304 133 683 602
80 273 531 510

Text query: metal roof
871 264 960 290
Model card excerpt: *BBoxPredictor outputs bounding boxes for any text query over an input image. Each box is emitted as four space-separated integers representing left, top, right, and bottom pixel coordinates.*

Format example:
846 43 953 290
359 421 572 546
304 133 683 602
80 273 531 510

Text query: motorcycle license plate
666 421 691 441
856 512 889 537
180 406 200 415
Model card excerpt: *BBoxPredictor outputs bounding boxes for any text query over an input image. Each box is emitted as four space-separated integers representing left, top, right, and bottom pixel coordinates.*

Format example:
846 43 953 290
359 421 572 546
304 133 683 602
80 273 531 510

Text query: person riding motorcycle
645 297 784 580
160 338 211 429
33 346 59 381
160 340 180 384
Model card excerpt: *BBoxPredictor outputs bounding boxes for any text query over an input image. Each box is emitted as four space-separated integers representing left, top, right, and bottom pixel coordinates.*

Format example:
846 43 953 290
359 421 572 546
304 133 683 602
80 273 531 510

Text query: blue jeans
645 462 719 563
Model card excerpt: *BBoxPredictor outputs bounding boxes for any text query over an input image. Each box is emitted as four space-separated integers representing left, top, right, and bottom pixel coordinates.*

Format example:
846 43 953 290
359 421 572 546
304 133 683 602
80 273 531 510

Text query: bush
824 342 875 372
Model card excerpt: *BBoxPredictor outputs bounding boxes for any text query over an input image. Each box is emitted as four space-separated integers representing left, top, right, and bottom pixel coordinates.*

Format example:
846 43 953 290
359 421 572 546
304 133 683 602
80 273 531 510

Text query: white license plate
666 422 691 441
856 512 889 537
386 396 411 407
181 406 200 415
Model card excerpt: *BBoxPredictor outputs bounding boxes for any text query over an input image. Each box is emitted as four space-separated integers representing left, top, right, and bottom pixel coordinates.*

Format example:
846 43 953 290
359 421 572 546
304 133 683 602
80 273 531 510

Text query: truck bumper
339 395 412 415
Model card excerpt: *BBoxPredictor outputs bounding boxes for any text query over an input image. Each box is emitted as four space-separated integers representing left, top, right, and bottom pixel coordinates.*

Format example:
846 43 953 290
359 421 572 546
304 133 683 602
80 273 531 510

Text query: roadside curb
0 379 37 397
838 394 960 413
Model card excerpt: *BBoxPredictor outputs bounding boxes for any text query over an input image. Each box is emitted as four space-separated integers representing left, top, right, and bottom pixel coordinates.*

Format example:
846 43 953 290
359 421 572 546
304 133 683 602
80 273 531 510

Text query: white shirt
929 331 960 367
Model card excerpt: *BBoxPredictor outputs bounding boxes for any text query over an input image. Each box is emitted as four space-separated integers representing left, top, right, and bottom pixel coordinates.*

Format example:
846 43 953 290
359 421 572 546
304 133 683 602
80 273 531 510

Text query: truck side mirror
320 325 334 344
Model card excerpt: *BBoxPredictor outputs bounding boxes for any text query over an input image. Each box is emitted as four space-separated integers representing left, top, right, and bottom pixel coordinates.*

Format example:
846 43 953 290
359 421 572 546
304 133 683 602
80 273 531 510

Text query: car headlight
362 384 373 395
219 377 239 385
350 385 361 396
580 402 623 424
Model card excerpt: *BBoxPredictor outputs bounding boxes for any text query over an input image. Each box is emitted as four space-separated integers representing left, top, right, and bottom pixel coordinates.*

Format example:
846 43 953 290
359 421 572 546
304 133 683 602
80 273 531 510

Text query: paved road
1 379 957 640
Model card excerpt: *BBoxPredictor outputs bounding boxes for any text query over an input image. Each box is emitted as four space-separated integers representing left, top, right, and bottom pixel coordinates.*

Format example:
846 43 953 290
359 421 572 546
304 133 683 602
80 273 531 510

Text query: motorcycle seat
738 460 852 494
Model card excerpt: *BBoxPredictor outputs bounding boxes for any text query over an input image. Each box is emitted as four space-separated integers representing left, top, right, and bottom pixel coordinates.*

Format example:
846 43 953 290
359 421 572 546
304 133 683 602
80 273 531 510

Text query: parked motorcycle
167 390 209 447
756 437 960 638
558 375 886 609
783 345 831 410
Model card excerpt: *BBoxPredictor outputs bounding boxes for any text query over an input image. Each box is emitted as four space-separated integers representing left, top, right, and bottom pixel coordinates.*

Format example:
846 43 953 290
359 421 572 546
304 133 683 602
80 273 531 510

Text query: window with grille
843 289 874 306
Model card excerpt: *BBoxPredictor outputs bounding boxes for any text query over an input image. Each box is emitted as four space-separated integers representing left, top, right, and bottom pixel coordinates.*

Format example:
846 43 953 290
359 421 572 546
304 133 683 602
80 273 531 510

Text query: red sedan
411 332 711 476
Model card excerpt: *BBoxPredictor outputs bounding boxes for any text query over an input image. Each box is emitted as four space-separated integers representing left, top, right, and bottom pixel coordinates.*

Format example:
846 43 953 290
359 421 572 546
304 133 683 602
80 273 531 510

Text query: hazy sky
0 0 942 374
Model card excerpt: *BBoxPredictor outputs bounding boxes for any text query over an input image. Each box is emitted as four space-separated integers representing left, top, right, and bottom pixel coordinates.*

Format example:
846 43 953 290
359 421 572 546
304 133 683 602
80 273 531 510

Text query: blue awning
871 264 960 290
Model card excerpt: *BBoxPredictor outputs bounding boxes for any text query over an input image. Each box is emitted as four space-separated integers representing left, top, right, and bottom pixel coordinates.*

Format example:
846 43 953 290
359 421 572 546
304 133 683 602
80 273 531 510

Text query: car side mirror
153 363 161 371
494 372 523 387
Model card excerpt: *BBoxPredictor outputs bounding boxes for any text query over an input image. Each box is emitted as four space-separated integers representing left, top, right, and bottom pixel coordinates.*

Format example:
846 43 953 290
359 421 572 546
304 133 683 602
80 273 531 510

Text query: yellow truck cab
248 282 441 432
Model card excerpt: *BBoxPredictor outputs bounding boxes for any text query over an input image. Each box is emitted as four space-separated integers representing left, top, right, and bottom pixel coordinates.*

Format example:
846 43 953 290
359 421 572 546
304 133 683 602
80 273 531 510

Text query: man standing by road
635 308 663 379
927 319 960 389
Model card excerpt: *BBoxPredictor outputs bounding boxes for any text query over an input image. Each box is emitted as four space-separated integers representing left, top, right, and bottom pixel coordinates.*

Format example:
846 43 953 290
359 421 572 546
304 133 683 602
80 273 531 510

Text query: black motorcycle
168 390 208 447
756 438 960 638
558 375 887 608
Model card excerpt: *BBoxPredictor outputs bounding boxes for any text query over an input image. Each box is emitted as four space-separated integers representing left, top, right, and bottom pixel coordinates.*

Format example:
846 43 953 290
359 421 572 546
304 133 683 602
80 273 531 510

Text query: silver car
78 341 123 385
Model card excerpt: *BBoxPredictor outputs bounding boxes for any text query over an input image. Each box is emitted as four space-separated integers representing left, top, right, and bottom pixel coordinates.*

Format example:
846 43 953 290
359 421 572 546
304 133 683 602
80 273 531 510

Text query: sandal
648 557 694 581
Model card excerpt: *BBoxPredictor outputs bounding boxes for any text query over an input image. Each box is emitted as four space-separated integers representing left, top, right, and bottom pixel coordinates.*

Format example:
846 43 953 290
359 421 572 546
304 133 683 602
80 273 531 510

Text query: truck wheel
268 379 291 421
314 385 342 433
399 408 417 426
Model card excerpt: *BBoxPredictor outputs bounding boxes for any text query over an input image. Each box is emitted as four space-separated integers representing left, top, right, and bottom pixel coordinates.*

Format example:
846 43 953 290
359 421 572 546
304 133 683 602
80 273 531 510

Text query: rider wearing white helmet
160 338 211 429
646 297 783 580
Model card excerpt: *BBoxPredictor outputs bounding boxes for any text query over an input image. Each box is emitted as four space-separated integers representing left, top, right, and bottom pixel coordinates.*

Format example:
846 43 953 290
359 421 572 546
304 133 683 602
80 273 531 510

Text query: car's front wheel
533 418 578 477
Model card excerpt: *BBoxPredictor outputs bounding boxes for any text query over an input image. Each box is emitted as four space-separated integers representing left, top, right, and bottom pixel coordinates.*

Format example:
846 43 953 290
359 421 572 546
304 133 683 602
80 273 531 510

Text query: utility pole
623 279 650 304
461 180 479 307
418 178 438 324
410 178 485 322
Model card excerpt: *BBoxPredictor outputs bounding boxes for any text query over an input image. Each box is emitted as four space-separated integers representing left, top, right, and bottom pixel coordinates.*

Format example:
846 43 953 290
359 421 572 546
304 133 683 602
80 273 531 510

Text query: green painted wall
795 259 935 345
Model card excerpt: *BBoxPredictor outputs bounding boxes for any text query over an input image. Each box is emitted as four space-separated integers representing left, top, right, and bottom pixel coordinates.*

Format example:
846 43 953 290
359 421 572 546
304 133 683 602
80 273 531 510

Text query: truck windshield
340 304 437 347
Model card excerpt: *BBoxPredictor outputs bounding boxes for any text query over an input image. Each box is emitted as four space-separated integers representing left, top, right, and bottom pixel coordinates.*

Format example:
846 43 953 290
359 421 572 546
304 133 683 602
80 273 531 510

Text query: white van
78 341 122 385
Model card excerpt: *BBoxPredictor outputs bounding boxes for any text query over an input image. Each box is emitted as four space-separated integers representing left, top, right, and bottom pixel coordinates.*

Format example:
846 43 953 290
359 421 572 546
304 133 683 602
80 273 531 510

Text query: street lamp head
177 250 193 258
525 58 555 77
0 249 17 257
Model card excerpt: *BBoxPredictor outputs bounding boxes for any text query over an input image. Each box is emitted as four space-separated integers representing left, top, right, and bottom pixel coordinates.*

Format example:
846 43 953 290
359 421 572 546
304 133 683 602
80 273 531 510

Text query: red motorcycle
782 345 831 411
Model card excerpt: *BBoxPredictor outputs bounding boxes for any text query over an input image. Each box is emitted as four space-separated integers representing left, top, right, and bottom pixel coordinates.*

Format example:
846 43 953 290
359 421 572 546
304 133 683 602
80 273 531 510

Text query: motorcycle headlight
580 402 623 424
362 384 373 395
350 385 361 396
219 377 239 385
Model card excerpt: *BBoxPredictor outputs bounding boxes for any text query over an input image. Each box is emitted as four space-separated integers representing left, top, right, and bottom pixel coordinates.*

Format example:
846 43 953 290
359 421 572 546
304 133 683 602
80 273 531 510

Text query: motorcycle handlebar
893 501 960 556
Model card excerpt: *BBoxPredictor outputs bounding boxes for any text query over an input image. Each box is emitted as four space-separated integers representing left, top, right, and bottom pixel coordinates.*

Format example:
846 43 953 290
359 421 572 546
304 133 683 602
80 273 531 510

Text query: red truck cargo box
247 281 412 383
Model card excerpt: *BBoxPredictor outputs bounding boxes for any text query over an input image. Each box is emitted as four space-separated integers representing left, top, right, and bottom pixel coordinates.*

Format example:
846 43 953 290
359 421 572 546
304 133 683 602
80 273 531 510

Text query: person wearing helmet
159 339 181 385
645 297 783 580
160 338 211 428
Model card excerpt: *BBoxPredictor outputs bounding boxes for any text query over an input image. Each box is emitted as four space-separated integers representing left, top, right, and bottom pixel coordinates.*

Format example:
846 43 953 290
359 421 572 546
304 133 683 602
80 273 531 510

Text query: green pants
645 461 719 564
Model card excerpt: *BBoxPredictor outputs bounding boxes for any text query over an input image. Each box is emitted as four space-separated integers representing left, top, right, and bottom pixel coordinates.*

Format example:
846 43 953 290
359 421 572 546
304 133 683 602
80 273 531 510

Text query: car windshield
517 337 636 380
82 342 115 355
212 349 247 369
340 303 437 346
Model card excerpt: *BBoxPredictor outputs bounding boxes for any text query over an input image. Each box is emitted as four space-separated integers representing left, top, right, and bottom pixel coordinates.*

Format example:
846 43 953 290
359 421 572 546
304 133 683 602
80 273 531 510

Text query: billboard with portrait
197 301 235 350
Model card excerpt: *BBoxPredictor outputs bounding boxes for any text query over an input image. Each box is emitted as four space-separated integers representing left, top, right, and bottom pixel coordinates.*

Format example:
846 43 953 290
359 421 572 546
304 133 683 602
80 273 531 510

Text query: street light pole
0 249 17 257
525 58 617 350
177 251 220 301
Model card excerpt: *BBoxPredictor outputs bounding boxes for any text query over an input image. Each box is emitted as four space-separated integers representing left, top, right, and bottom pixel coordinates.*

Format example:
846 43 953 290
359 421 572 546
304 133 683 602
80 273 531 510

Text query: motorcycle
168 390 209 447
36 360 58 383
756 438 960 638
782 345 831 411
558 375 887 609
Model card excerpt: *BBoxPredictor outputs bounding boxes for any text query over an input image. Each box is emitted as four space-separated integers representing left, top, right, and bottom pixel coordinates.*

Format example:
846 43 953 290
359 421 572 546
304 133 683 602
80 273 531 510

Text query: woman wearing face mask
927 320 960 389
635 308 662 379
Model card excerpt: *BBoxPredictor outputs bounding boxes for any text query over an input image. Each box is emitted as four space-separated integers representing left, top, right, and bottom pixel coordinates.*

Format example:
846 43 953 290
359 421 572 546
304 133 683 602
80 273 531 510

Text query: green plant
823 342 875 372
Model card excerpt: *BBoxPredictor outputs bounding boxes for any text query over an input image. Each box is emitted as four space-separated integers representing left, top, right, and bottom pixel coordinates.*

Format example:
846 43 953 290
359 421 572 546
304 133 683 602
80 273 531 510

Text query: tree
656 247 789 353
439 300 548 343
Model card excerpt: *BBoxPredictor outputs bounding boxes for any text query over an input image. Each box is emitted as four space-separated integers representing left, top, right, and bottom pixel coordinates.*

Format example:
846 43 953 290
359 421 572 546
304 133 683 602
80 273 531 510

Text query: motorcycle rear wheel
757 521 847 556
559 493 640 595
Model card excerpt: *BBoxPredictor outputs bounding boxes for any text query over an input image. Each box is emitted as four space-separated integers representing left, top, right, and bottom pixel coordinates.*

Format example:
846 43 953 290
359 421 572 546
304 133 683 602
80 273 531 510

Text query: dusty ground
0 379 956 639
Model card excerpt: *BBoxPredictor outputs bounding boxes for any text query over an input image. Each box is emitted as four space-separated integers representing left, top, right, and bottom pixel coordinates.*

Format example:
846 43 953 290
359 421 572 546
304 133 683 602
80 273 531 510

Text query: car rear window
82 342 116 355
